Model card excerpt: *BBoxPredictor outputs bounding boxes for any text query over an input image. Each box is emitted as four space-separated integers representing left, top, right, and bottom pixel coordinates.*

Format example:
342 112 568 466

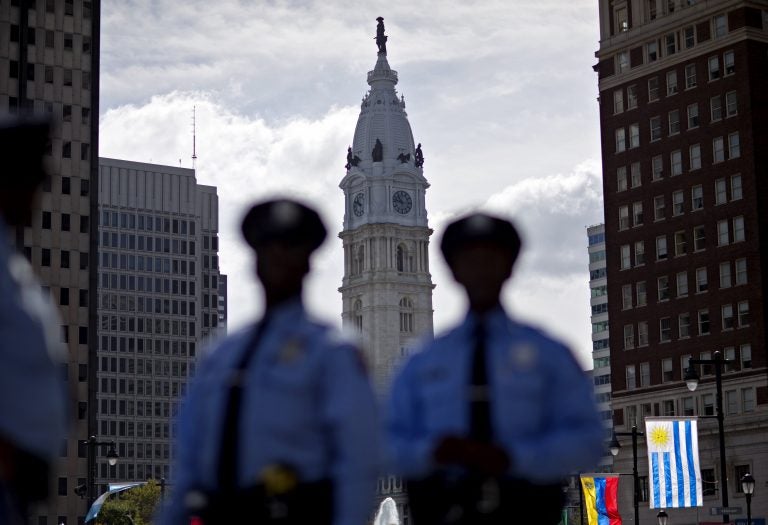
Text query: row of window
99 211 207 240
613 13 728 74
100 292 217 314
100 356 190 377
100 315 199 337
621 259 748 311
10 0 93 17
9 24 92 53
99 375 191 398
99 398 181 420
624 387 756 426
100 272 197 295
622 304 750 349
99 335 196 356
350 243 418 276
92 463 169 489
100 232 199 256
98 418 171 441
8 60 92 91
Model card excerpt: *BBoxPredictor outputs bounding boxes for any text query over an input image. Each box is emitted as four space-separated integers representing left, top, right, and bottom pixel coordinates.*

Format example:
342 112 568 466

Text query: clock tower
339 18 434 391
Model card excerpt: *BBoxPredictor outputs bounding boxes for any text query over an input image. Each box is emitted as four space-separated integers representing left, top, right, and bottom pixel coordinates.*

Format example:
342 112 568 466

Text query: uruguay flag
580 474 622 525
645 418 703 508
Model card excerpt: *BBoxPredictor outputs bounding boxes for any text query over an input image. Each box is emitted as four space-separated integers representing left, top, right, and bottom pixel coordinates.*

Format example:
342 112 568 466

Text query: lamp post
685 351 733 524
741 473 755 525
657 509 668 525
78 436 119 505
609 425 644 525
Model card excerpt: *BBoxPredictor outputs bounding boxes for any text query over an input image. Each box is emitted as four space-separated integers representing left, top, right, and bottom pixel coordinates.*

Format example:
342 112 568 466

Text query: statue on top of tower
375 17 387 55
372 138 383 162
414 143 424 168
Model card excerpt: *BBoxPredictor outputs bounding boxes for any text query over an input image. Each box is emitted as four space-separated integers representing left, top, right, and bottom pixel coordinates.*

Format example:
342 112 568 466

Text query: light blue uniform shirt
159 299 380 525
386 307 604 483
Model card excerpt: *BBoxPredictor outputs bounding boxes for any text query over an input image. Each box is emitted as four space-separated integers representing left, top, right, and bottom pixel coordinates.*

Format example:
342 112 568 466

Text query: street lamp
657 509 668 525
78 436 119 505
610 425 644 525
741 473 755 525
685 351 734 524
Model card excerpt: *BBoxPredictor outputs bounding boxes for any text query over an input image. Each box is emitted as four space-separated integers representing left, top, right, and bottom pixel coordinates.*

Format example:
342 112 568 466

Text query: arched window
399 297 414 333
396 243 414 272
353 299 363 332
353 245 365 276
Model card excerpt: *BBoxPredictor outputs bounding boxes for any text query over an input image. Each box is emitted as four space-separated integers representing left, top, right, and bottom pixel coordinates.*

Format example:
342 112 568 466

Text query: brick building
595 0 767 523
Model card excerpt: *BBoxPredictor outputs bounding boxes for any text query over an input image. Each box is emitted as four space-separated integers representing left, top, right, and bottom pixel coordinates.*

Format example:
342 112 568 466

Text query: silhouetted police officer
387 213 604 525
159 199 379 525
0 117 68 524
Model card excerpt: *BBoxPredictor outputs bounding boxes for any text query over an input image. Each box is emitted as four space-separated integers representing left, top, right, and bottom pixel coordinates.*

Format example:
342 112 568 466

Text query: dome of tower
350 53 416 170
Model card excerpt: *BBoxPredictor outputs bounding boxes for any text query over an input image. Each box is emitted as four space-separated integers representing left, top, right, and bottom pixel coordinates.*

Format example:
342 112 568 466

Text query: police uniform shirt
386 306 604 483
160 299 380 525
0 217 67 462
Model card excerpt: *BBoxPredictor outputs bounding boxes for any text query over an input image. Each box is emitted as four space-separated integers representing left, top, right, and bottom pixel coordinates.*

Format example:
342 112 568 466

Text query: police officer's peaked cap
0 115 51 188
440 213 522 265
242 199 327 252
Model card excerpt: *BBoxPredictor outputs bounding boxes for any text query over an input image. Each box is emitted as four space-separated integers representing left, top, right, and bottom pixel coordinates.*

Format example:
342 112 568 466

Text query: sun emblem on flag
650 425 671 448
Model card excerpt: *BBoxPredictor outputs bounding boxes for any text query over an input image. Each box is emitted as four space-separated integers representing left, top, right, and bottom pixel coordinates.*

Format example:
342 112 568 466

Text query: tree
97 480 162 525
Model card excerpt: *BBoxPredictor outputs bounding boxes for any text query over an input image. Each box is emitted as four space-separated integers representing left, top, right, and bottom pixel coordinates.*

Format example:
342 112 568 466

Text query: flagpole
610 425 644 525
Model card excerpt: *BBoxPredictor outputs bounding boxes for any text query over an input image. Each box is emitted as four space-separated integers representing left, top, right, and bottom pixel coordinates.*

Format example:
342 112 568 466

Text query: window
699 309 711 335
676 271 688 297
689 144 701 170
660 358 673 381
658 276 670 301
717 220 729 246
674 231 687 256
617 166 628 192
656 236 668 261
670 150 682 175
63 69 72 86
648 77 660 102
713 14 727 38
629 124 640 148
711 96 723 121
666 72 678 98
652 155 663 180
735 258 747 285
619 206 630 230
636 282 647 306
616 7 629 32
647 0 658 20
708 56 720 80
723 50 735 75
702 469 717 496
691 185 703 210
614 90 624 113
737 300 749 327
621 245 631 270
665 33 677 56
630 163 641 187
622 284 633 309
624 325 635 350
615 128 626 152
627 85 638 109
693 226 706 251
617 51 629 73
740 344 752 368
685 63 697 88
638 321 648 346
42 211 52 229
60 288 69 306
725 91 737 117
647 41 659 62
653 196 665 221
715 178 727 204
696 267 708 293
399 297 414 333
728 133 740 159
663 400 675 416
702 393 714 415
62 142 71 159
679 312 691 338
650 116 662 141
633 202 643 226
742 389 755 412
721 304 735 330
61 214 70 232
668 110 680 135
637 362 649 387
683 26 695 49
672 190 684 216
731 175 742 200
719 262 732 288
713 137 725 163
626 365 637 389
353 300 363 332
687 104 699 129
682 397 695 416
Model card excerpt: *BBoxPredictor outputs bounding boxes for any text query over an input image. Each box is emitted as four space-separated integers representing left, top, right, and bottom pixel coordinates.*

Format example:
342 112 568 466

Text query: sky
98 0 606 368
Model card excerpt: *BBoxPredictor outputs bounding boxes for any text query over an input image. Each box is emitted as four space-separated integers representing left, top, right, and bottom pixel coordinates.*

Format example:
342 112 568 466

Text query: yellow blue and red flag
645 418 703 508
580 474 622 525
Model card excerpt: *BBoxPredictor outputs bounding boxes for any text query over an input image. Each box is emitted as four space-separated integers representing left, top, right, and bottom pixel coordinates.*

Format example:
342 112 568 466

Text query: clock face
353 192 365 217
392 190 412 214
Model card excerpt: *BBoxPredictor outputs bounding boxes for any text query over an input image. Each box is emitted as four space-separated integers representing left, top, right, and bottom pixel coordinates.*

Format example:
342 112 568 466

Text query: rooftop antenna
191 105 198 170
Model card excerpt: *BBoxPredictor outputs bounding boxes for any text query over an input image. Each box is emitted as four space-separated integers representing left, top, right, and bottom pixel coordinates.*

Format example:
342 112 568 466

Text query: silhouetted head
441 213 522 313
0 116 51 227
242 199 327 308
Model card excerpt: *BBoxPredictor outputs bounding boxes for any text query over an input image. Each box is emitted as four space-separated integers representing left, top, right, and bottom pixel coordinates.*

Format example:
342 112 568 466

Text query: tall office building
95 158 220 495
596 1 767 521
1 1 100 523
588 223 615 472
